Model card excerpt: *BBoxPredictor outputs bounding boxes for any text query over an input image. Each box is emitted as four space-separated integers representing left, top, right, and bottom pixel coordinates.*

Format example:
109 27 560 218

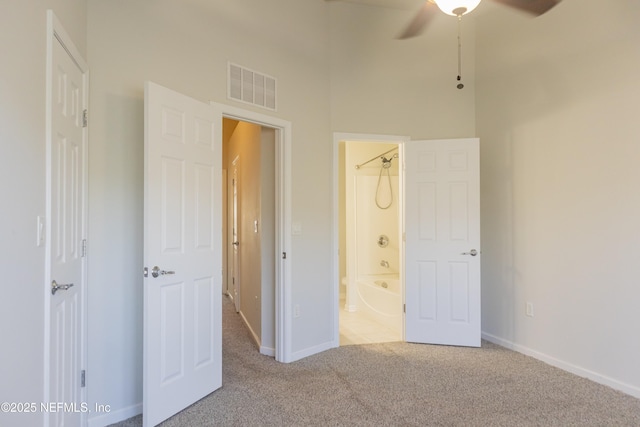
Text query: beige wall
476 0 640 394
329 2 476 138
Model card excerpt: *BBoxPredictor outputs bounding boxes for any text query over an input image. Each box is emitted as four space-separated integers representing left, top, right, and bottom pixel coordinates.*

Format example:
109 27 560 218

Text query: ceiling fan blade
397 0 439 40
490 0 562 16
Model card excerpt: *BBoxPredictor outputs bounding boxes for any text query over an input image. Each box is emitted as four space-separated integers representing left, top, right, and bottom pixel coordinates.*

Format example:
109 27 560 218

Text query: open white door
404 138 481 347
143 82 223 426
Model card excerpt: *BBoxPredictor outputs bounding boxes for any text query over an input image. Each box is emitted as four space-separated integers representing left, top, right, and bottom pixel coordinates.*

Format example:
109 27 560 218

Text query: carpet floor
111 296 640 426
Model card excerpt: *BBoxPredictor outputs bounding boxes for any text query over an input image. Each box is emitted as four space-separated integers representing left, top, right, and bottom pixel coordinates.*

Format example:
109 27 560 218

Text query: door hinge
81 370 86 388
82 109 88 128
81 239 87 257
282 252 287 260
403 304 406 313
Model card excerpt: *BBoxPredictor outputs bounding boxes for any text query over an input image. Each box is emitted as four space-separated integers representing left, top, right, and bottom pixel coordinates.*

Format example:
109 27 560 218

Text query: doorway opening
336 136 406 345
222 118 277 356
333 134 482 350
218 106 293 363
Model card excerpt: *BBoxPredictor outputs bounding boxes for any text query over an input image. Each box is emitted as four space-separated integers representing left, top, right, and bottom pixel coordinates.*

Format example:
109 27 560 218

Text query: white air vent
228 63 277 111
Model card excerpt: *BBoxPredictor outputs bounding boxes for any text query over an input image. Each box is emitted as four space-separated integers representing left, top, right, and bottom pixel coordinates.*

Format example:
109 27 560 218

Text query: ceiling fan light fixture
434 0 482 16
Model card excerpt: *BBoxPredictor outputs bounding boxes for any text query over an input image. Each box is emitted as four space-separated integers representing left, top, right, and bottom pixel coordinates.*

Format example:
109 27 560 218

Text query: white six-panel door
47 11 88 427
404 138 481 347
143 82 223 426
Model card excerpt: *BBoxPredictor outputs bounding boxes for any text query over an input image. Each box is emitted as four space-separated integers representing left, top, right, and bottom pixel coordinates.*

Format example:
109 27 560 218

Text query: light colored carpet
111 296 640 426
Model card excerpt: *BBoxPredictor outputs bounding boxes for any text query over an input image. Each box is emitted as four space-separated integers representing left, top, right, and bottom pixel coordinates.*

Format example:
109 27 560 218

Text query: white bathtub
356 275 402 331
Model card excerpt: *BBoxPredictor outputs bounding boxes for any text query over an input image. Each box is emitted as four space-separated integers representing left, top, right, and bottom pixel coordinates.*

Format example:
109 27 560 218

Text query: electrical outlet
294 304 301 318
526 302 534 317
292 222 302 236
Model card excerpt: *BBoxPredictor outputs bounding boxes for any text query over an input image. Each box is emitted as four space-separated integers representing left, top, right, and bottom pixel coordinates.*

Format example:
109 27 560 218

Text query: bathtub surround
352 274 402 338
339 292 401 345
109 295 640 426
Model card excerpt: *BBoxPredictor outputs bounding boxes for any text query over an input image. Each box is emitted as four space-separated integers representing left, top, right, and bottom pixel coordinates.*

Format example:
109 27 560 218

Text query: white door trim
44 10 89 427
332 132 410 346
213 102 292 363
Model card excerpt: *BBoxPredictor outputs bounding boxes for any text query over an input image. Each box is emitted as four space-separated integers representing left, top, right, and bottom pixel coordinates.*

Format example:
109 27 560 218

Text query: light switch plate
37 216 45 246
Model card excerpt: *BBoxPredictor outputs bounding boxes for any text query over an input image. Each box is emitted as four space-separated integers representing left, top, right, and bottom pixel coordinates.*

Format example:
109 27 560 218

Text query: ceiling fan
327 0 562 88
397 0 562 39
326 0 562 39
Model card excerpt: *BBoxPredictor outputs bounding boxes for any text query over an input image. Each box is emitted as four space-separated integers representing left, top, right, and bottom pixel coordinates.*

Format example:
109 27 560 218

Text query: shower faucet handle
377 235 389 248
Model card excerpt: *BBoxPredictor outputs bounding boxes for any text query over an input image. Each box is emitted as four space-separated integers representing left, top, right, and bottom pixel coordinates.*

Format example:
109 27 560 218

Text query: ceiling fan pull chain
457 15 464 89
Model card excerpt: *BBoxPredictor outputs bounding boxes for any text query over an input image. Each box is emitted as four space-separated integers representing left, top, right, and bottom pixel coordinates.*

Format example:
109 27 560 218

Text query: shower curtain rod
354 147 398 169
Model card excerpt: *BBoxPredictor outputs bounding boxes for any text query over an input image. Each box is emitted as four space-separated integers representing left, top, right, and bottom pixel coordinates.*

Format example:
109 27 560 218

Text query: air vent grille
228 63 277 111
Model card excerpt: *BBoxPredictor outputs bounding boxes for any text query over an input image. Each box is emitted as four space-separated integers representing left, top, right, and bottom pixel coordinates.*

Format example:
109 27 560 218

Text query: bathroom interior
338 140 403 345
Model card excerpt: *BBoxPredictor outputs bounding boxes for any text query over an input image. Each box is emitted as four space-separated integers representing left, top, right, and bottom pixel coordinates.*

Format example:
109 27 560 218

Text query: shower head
381 153 398 168
354 147 399 170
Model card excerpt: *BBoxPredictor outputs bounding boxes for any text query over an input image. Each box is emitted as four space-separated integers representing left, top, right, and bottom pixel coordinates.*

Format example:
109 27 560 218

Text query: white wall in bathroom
355 175 400 276
343 142 399 306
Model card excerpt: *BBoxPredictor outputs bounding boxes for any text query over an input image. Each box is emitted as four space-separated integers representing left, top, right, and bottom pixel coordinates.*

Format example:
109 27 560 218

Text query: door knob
151 266 175 278
461 249 478 256
51 280 74 295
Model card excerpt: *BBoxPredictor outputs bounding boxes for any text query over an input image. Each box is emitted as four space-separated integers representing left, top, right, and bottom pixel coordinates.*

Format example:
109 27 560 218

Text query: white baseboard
260 345 275 357
236 310 277 358
239 310 261 348
289 340 334 363
87 402 141 427
482 332 640 399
